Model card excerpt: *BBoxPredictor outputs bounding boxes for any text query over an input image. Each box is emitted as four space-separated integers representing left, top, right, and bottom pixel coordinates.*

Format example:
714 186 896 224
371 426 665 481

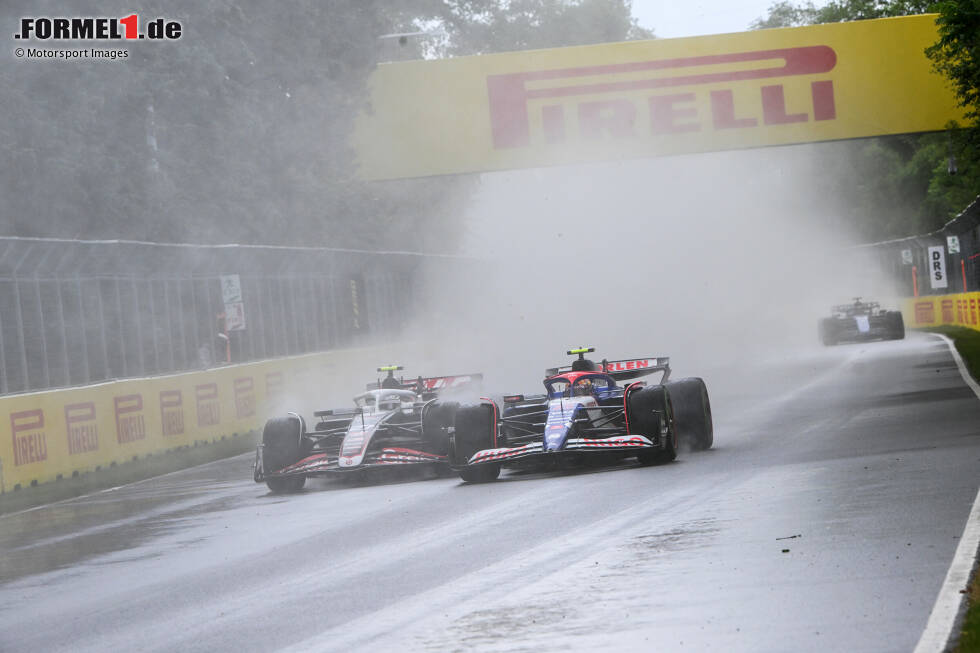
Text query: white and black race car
819 298 905 346
446 348 713 483
253 366 481 493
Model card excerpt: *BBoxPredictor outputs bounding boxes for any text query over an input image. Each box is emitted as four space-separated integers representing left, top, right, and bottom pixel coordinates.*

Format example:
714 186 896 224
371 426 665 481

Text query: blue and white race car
447 348 713 483
819 298 905 345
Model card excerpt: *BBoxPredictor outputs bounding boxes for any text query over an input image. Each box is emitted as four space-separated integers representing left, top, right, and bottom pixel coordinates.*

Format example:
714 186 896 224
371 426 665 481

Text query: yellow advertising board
0 345 396 491
355 14 964 180
904 293 980 331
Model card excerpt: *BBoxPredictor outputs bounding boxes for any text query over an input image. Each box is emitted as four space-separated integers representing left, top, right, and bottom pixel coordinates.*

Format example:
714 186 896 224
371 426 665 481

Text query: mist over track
1 332 978 652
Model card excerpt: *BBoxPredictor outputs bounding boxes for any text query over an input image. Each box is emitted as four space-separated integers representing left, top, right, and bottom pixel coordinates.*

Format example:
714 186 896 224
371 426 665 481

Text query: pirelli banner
0 346 392 490
904 292 980 331
354 14 963 180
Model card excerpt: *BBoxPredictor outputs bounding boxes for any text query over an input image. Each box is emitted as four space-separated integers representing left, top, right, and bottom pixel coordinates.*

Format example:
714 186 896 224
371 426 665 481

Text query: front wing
253 445 447 481
459 434 658 467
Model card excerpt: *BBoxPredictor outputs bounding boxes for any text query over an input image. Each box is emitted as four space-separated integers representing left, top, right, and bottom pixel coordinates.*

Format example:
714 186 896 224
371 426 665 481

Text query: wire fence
0 237 463 396
857 196 980 298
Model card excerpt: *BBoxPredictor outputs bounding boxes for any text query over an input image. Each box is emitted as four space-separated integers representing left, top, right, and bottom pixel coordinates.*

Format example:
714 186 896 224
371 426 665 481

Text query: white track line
914 333 980 653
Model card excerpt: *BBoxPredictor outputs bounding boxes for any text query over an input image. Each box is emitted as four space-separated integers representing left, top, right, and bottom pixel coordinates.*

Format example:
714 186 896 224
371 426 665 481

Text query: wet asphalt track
1 332 979 652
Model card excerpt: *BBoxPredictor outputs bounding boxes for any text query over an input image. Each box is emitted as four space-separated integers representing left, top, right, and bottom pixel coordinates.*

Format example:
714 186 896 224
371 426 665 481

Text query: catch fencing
857 196 980 297
0 237 460 396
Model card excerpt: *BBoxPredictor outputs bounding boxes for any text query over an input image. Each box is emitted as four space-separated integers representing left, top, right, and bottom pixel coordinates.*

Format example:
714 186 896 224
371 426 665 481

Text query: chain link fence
856 196 980 297
0 237 462 396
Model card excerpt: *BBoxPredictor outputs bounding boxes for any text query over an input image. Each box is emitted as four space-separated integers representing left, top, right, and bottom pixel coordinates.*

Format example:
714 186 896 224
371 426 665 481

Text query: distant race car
819 298 905 346
253 366 481 493
447 348 713 483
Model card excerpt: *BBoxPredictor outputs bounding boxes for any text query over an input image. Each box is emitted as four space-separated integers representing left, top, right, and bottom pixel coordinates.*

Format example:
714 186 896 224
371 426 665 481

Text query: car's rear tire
628 385 676 465
262 416 308 493
451 403 501 482
421 401 459 456
886 311 905 340
666 377 713 452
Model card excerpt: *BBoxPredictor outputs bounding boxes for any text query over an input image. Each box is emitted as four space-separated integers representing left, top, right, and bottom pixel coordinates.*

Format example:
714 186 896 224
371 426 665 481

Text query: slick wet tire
666 377 713 452
262 416 308 493
887 312 905 340
459 464 501 483
421 401 460 457
265 475 306 493
451 403 501 483
628 385 676 465
451 403 497 465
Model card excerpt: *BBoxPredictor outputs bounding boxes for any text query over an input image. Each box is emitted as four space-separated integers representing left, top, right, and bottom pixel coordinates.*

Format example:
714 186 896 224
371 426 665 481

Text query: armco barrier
903 292 980 331
0 345 395 491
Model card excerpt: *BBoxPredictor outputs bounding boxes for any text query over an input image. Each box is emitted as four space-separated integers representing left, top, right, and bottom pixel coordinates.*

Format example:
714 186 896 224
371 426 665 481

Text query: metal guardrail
857 196 980 298
0 237 465 396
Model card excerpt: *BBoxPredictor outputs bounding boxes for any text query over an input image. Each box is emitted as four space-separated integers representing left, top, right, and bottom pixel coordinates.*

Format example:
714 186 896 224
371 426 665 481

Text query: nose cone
544 422 569 452
543 399 581 452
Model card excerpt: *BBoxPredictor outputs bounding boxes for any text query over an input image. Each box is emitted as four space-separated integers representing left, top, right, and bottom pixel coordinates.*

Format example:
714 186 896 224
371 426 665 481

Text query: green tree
927 2 980 128
0 0 654 251
385 0 652 57
750 0 978 241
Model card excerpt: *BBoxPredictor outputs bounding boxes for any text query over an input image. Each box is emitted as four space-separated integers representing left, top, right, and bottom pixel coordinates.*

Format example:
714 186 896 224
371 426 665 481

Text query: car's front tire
628 385 676 465
262 415 308 493
265 475 306 493
886 311 905 340
451 403 501 482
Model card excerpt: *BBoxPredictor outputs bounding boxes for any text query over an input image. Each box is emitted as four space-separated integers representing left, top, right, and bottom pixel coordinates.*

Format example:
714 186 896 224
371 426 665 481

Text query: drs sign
928 246 948 290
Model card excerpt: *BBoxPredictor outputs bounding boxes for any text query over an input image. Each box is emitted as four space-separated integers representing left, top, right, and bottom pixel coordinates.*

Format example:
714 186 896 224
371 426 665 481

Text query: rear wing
366 373 484 393
546 357 670 382
414 373 483 392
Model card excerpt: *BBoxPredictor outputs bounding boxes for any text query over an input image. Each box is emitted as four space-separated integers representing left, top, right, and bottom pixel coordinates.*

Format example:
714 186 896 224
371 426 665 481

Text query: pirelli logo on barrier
196 383 220 427
942 299 955 324
234 377 255 419
354 15 963 179
160 390 184 437
65 402 98 454
265 371 283 400
915 301 936 324
114 394 146 444
10 409 47 466
486 47 836 150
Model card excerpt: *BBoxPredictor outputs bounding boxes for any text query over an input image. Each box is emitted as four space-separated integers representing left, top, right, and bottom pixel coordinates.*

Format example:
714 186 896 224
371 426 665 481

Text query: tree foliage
927 1 980 128
752 0 937 28
751 0 979 241
0 0 651 251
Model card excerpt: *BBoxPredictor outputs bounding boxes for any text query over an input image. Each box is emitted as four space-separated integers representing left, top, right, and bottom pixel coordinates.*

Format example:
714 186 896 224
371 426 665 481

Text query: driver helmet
573 378 593 396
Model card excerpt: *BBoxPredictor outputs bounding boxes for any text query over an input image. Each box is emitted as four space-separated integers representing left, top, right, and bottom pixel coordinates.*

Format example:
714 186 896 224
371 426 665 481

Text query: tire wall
904 292 980 331
0 343 401 491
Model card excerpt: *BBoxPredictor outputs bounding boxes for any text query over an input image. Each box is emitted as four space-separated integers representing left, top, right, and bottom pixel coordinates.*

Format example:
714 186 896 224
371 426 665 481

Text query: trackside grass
923 326 980 653
960 579 980 653
930 326 980 388
0 430 259 516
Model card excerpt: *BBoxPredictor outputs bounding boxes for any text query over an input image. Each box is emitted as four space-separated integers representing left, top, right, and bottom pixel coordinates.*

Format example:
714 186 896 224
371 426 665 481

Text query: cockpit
544 374 616 400
832 299 881 317
353 389 418 413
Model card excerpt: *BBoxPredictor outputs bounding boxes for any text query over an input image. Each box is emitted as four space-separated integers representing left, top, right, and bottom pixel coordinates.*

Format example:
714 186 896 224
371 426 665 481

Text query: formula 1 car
253 366 481 493
819 298 905 346
447 348 713 483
